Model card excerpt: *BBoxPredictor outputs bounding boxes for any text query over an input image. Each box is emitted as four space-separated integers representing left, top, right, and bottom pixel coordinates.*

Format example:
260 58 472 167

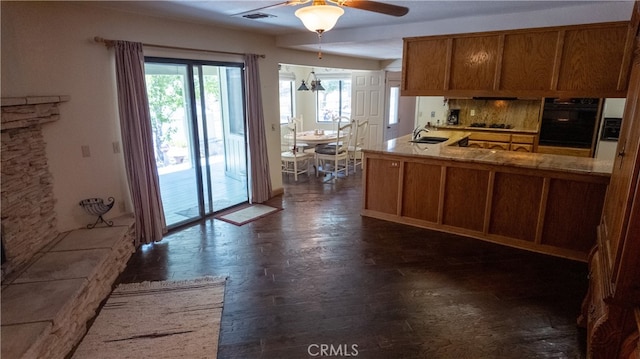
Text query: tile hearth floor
1 217 134 359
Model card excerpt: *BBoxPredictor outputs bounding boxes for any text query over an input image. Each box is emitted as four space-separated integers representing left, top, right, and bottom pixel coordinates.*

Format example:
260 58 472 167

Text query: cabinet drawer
512 134 536 144
469 132 511 142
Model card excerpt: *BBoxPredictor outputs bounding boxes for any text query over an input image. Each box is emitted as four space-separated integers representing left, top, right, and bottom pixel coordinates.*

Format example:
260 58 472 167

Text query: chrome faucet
413 126 430 140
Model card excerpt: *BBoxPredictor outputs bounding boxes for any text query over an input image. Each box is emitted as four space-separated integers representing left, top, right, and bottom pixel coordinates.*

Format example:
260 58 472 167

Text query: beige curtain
114 41 167 246
244 54 272 203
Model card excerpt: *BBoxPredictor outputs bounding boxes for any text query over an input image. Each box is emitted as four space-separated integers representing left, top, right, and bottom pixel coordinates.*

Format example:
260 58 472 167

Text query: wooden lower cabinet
364 157 400 215
442 167 489 232
489 172 543 242
362 152 609 261
401 162 441 222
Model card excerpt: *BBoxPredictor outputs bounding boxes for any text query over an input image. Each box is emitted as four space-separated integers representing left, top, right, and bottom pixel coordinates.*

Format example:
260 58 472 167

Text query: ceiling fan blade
339 0 409 17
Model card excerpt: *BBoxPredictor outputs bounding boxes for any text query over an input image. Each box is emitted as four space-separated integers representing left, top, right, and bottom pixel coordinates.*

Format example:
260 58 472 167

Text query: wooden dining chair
314 118 352 179
349 119 369 173
281 122 313 181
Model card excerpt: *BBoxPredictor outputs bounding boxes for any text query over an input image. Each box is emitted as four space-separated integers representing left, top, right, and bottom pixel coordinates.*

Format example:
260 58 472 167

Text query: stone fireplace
1 96 69 279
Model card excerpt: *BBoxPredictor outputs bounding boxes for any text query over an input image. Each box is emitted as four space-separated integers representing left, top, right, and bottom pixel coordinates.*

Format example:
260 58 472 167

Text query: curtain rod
93 36 265 58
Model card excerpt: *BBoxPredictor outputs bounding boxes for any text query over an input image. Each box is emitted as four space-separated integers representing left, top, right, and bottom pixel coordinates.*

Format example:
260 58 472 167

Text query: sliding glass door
144 58 248 228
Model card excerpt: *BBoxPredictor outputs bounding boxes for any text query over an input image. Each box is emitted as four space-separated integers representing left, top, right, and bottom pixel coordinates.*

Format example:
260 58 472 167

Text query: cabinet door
442 167 489 232
401 162 442 222
557 23 631 93
402 37 449 94
600 39 640 303
511 144 533 152
467 140 485 148
485 142 510 150
501 30 558 91
364 157 400 215
450 35 500 91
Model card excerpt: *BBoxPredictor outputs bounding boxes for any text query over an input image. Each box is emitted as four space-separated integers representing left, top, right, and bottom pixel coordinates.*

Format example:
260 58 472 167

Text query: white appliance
595 98 626 161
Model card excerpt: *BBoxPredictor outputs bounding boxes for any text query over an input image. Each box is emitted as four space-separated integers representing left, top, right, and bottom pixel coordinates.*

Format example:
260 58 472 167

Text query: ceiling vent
242 13 275 20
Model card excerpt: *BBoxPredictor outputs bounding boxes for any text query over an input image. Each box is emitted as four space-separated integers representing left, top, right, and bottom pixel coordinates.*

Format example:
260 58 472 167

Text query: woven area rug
215 204 281 226
72 276 227 359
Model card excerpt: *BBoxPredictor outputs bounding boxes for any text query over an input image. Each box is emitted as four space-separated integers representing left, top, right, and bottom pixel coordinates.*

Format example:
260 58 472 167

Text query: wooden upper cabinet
450 35 500 91
557 24 631 93
402 37 449 92
402 20 638 97
500 31 558 91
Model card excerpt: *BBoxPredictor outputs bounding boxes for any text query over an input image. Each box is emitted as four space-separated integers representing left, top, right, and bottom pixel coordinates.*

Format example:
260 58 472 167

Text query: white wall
1 1 380 232
415 97 449 128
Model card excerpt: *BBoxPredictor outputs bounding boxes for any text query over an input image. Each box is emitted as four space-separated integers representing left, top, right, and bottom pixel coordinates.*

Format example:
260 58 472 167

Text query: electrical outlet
431 111 436 118
470 109 476 116
81 145 91 158
271 124 276 131
112 141 121 154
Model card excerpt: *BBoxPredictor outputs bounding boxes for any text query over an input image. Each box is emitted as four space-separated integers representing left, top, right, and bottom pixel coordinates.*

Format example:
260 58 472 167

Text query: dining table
286 130 346 147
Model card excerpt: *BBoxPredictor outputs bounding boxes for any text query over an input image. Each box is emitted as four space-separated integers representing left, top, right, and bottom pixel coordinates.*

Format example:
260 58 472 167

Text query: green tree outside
145 74 184 166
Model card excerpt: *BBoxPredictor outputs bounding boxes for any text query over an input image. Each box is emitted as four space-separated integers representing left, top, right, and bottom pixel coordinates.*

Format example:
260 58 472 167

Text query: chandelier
297 71 325 92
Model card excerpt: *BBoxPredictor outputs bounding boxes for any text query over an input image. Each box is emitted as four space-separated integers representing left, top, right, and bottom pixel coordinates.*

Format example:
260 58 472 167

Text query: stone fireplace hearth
1 96 136 358
1 96 69 279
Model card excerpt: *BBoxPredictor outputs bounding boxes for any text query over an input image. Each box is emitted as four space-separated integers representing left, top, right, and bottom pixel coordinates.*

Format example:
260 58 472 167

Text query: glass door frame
145 57 249 229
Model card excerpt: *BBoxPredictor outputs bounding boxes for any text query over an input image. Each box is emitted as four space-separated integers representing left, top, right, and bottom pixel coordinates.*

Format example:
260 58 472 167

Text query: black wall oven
539 98 600 148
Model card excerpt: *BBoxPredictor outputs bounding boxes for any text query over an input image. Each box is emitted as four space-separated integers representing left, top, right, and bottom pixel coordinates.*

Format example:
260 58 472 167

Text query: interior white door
352 70 384 149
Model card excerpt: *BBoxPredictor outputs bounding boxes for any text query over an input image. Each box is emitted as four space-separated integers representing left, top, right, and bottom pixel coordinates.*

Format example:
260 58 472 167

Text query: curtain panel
114 41 167 246
244 54 272 203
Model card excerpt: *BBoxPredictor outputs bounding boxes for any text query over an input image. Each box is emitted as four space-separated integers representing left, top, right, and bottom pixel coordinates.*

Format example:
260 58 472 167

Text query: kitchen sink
410 136 449 144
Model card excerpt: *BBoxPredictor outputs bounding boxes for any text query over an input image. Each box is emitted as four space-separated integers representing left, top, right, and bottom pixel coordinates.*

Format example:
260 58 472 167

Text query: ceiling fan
237 0 408 58
236 0 409 30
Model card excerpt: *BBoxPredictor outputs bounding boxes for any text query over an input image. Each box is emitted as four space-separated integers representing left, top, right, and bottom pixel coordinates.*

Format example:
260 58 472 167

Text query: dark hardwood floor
117 170 589 358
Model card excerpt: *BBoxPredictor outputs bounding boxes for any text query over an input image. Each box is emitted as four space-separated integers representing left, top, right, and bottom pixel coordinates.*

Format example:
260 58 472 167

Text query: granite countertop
364 131 613 177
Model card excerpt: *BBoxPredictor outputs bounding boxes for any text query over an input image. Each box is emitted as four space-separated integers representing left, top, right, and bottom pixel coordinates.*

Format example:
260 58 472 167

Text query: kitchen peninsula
361 130 612 261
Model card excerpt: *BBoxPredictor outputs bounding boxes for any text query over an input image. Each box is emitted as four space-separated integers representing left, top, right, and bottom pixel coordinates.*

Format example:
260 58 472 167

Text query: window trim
279 73 296 124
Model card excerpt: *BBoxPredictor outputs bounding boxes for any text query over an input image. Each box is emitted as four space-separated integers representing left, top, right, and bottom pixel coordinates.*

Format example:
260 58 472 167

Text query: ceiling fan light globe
295 5 344 33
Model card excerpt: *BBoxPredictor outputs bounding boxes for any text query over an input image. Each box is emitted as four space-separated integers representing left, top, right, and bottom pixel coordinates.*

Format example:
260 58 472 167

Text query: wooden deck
158 157 247 227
